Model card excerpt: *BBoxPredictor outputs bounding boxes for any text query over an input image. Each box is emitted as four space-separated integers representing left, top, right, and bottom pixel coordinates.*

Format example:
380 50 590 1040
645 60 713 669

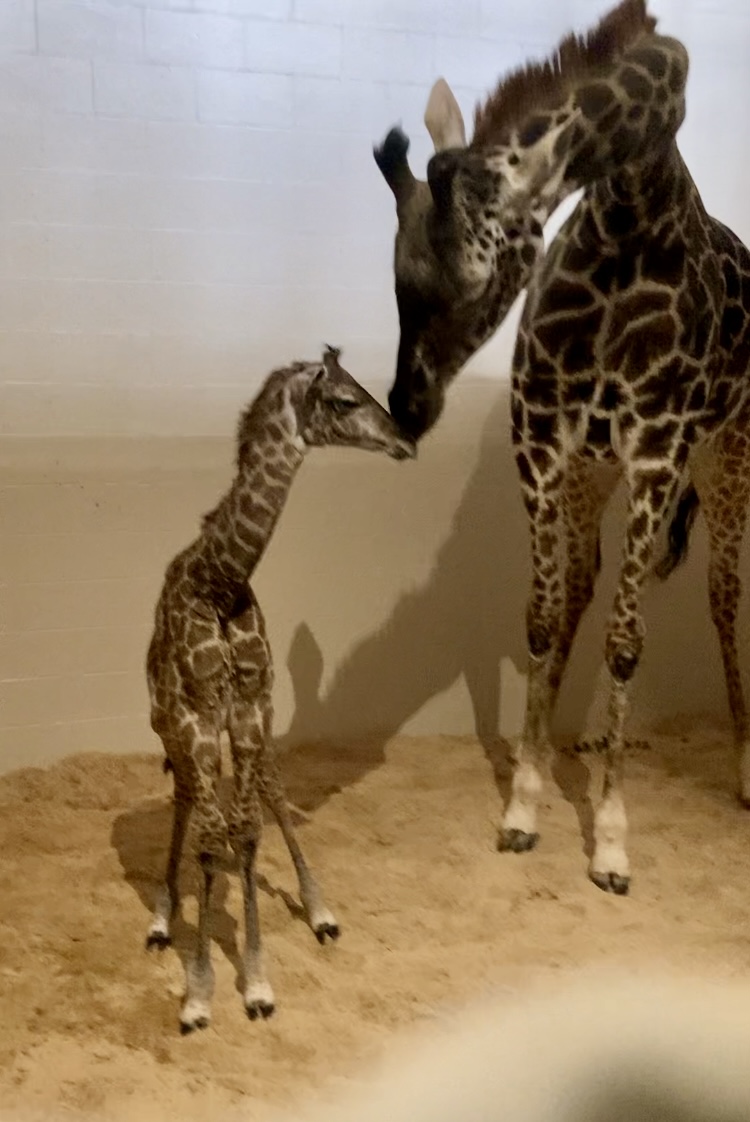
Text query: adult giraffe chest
515 219 722 464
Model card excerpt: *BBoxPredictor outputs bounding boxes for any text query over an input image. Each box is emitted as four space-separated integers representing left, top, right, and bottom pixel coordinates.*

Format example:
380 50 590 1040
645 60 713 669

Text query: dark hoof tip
590 871 630 895
146 932 171 951
315 923 340 944
246 1002 275 1022
498 828 539 854
179 1016 209 1035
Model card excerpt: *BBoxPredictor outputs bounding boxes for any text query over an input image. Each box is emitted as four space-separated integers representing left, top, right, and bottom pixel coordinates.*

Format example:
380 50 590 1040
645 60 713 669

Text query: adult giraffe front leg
500 449 567 853
688 411 750 805
591 461 682 894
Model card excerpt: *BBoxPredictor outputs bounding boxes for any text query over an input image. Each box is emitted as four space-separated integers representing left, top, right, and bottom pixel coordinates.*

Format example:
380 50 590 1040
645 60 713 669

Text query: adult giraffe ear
424 78 466 152
373 127 416 208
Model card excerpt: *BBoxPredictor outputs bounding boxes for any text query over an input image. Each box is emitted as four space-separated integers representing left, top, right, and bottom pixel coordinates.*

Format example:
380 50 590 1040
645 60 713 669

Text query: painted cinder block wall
1 0 749 771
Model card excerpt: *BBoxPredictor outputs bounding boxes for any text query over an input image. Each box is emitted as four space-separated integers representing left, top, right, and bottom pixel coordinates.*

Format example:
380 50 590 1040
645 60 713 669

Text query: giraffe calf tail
653 483 700 581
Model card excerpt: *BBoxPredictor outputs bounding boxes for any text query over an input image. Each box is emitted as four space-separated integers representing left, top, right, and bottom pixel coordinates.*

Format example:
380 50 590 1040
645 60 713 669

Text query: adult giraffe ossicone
375 0 750 894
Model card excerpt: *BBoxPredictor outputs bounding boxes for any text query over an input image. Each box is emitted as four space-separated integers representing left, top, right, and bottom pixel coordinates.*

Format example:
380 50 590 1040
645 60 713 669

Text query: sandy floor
1 727 749 1121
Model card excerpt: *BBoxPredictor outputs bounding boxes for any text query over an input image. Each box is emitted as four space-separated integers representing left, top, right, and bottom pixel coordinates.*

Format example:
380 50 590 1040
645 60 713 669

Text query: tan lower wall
0 378 743 773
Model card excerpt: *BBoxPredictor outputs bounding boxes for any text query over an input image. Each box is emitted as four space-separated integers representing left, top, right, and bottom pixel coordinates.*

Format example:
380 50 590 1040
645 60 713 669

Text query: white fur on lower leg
244 978 275 1011
148 915 169 941
180 996 211 1030
502 761 543 834
307 903 338 932
591 793 629 877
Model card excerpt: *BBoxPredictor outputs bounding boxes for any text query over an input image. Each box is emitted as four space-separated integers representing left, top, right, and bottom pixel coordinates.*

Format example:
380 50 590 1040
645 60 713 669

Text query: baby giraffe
145 346 415 1033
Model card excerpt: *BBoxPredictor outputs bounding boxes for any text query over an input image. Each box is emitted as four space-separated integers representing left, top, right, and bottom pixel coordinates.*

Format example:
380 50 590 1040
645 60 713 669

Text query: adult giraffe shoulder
375 0 750 893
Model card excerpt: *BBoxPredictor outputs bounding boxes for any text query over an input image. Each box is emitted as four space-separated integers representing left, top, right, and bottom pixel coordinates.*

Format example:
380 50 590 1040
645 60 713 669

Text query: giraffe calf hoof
245 1000 275 1022
179 999 212 1034
314 921 340 945
498 828 539 854
244 980 275 1022
590 871 630 895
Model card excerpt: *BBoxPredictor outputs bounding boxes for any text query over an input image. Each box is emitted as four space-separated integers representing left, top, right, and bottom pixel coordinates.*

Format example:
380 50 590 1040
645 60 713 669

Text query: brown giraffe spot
585 415 611 449
518 115 550 147
564 338 596 374
610 126 641 166
601 381 623 410
620 66 652 101
723 260 740 301
516 451 535 489
640 239 685 286
630 47 668 79
720 304 745 349
607 290 672 346
620 314 678 381
537 278 597 315
529 446 554 474
636 419 679 459
578 82 617 119
668 57 685 93
527 410 558 445
563 378 596 405
523 374 558 409
537 306 604 360
192 646 225 680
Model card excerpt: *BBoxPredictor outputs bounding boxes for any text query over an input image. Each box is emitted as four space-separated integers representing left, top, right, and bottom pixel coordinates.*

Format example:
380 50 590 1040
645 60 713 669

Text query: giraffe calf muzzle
388 434 418 461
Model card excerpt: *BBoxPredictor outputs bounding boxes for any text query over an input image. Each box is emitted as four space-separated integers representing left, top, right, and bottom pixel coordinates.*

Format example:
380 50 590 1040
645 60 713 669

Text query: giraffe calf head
375 81 577 440
298 346 417 461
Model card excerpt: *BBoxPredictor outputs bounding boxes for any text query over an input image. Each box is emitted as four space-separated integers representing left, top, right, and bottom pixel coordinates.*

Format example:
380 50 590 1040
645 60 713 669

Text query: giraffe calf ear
424 78 466 152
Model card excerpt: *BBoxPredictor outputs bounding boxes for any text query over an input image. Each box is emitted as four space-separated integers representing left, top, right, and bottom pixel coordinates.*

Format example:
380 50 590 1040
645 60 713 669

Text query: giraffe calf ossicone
144 347 415 1033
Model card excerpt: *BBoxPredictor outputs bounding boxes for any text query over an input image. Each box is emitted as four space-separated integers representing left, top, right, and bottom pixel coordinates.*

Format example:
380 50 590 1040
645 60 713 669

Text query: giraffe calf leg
146 771 192 950
261 757 339 943
180 854 217 1033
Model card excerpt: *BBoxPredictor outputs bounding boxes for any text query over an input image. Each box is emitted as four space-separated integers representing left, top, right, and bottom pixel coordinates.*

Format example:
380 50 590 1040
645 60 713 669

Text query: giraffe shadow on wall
277 384 605 853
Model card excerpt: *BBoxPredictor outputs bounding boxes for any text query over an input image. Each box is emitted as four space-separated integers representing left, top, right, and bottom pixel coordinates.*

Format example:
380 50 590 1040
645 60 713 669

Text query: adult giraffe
374 0 750 893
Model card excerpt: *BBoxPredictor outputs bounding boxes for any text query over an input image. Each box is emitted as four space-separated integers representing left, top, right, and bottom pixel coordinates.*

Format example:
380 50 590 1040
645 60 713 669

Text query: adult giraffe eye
332 398 358 415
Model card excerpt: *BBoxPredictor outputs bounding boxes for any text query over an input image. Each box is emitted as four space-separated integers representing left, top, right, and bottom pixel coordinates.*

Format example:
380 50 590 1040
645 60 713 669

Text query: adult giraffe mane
471 0 657 147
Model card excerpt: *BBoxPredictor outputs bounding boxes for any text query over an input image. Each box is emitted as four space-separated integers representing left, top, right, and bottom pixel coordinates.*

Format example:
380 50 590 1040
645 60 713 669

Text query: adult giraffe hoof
590 871 630 895
314 921 340 944
498 828 539 853
145 929 171 951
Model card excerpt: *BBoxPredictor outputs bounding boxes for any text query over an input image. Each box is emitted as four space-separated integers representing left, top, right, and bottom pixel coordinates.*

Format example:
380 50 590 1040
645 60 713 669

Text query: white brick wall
1 0 749 765
0 0 746 438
